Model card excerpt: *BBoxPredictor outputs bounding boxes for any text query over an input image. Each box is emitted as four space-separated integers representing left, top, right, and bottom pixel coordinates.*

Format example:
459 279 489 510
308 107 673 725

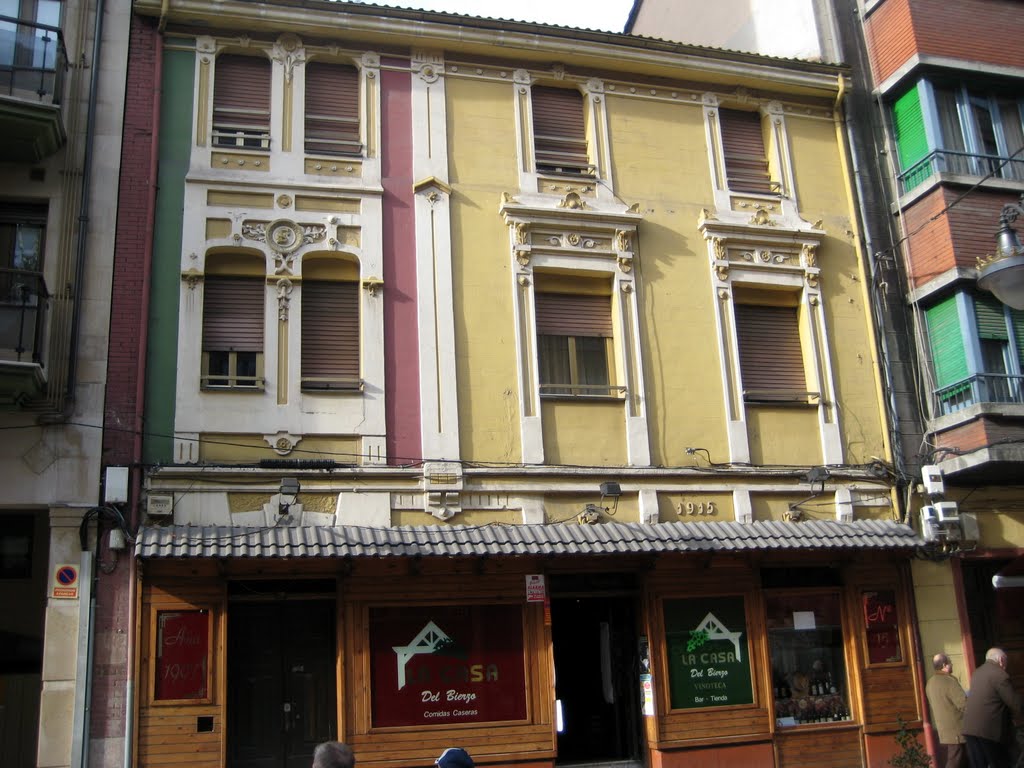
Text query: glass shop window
766 591 851 726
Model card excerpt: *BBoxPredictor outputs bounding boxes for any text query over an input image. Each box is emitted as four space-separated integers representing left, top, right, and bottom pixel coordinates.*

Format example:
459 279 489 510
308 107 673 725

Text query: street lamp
977 194 1024 310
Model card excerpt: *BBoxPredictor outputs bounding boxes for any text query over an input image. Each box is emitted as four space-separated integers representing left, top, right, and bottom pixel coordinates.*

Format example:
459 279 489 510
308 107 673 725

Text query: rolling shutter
892 85 929 188
202 277 265 352
974 294 1008 340
305 62 361 156
734 304 806 395
532 86 591 174
1011 309 1024 367
213 54 271 140
301 280 360 381
535 292 612 337
719 109 773 195
925 296 968 388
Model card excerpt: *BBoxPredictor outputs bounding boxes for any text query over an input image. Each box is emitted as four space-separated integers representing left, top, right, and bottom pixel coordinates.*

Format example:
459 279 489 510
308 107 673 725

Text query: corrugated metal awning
135 519 921 559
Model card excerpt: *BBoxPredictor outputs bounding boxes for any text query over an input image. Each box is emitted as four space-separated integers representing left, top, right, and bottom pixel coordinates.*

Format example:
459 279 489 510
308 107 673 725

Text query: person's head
436 748 474 768
313 742 355 768
933 653 952 673
985 647 1008 669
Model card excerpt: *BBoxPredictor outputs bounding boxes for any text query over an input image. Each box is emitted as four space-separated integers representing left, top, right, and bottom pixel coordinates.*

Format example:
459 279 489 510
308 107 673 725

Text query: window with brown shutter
212 54 271 150
734 303 811 402
532 86 592 176
301 280 361 391
720 108 776 195
305 62 361 157
536 291 618 397
201 276 265 389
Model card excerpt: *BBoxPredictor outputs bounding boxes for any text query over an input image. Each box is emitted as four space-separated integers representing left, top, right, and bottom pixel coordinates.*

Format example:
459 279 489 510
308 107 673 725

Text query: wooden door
228 601 337 768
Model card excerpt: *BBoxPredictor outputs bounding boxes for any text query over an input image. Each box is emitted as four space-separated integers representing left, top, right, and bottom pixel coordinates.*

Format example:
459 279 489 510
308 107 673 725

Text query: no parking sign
52 564 79 599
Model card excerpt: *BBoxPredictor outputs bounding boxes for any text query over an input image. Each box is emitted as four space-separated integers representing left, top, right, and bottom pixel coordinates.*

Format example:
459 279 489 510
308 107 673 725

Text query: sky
350 0 636 33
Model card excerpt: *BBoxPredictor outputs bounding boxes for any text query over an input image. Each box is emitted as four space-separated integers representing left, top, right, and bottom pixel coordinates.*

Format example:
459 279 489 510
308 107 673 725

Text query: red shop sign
155 610 209 700
370 604 527 728
862 590 902 664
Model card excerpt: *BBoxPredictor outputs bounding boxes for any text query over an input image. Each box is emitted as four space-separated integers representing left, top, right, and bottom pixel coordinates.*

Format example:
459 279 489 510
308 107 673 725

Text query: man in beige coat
926 653 967 768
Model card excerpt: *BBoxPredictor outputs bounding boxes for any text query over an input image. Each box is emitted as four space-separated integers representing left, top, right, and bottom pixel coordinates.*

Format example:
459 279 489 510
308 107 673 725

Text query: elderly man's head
985 647 1008 669
932 653 951 672
313 742 355 768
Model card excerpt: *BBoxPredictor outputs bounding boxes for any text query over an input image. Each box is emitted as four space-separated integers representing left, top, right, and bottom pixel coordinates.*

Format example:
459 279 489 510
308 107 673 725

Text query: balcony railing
0 268 48 364
897 149 1024 195
934 372 1024 415
0 16 67 102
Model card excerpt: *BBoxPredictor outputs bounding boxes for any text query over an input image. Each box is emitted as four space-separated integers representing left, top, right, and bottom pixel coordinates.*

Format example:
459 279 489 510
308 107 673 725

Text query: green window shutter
974 295 1008 340
1011 308 1024 366
925 296 968 388
892 85 929 187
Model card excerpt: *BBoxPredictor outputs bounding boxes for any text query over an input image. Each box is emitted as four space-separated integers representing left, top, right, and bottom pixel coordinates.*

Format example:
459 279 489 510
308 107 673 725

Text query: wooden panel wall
645 560 773 750
775 726 863 767
343 556 556 767
137 564 227 768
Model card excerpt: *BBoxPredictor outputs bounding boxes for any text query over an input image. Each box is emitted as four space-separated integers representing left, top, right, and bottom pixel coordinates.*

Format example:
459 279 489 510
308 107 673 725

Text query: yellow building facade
124 2 926 767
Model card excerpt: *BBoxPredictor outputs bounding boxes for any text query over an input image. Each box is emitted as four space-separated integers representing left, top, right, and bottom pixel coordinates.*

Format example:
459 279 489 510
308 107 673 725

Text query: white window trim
195 36 382 186
702 94 803 226
173 188 387 465
700 217 841 465
511 70 617 205
502 194 649 466
411 50 460 462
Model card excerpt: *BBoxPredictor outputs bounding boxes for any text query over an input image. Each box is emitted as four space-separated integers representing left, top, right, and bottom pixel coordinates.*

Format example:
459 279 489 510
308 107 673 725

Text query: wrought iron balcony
0 268 48 408
934 372 1024 415
897 149 1024 195
0 15 68 161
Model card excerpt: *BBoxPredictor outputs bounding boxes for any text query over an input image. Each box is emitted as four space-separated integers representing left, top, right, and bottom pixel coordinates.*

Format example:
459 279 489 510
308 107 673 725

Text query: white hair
985 647 1007 664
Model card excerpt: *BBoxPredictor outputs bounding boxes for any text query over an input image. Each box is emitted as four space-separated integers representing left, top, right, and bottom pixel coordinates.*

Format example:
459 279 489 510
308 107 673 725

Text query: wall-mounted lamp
977 195 1024 310
279 477 301 516
578 481 623 524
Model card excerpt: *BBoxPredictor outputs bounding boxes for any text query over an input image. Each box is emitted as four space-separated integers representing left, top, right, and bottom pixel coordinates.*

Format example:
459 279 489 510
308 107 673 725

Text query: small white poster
793 611 816 630
525 574 546 602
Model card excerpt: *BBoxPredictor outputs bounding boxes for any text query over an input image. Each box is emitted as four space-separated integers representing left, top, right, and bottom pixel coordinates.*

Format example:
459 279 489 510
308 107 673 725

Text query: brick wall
932 416 1024 454
102 14 158 466
866 0 1024 85
903 187 1018 289
92 12 158 752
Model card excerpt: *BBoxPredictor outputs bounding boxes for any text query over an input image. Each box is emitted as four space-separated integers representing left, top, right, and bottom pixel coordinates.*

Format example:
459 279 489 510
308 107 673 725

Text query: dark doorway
961 558 1024 692
227 598 337 768
551 578 642 766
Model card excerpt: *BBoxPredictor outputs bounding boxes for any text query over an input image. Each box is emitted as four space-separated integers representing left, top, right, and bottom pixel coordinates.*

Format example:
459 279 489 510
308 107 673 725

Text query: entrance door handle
283 701 292 732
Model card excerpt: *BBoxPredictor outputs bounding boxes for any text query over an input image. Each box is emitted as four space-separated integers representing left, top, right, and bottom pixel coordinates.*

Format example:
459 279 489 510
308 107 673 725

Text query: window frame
300 277 362 393
535 288 620 399
304 59 362 158
733 299 816 405
530 85 594 177
200 273 266 392
211 52 272 151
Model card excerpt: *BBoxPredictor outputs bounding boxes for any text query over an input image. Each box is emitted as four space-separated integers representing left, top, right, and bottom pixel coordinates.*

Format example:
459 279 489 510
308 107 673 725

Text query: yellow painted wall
911 560 967 689
751 492 832 522
747 406 823 466
199 434 361 463
447 76 523 463
657 492 735 522
606 94 729 467
543 494 639 525
541 400 627 466
947 487 1024 548
445 73 887 469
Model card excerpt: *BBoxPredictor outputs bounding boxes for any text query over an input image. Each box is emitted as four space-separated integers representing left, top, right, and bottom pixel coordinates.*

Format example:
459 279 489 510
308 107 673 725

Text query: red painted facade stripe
381 63 422 465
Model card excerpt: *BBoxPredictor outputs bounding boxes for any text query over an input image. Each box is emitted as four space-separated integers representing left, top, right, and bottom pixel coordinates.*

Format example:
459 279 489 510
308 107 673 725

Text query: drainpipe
123 24 163 768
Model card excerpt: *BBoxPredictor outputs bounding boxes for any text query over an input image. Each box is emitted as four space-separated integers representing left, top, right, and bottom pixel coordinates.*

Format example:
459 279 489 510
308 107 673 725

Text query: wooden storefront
133 548 923 768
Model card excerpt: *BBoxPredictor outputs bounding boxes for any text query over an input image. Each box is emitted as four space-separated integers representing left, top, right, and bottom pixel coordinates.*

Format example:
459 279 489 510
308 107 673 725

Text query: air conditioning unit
934 501 960 524
920 507 939 542
921 465 945 496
